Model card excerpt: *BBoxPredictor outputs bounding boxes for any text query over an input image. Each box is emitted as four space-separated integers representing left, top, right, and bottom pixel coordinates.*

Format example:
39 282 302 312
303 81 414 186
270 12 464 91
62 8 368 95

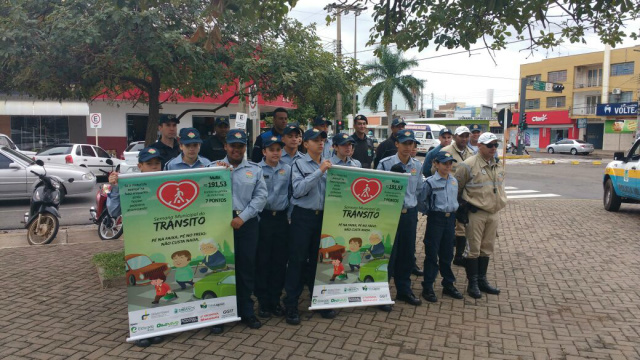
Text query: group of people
108 108 507 347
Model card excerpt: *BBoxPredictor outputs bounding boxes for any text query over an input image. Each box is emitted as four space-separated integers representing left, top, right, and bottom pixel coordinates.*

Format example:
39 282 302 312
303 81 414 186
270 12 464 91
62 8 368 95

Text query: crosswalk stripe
505 186 518 190
508 193 561 199
505 190 539 194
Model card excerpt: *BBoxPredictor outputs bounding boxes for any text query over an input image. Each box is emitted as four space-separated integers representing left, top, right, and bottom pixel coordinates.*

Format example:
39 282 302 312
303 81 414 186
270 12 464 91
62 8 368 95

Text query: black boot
453 236 466 266
465 258 482 299
478 256 500 295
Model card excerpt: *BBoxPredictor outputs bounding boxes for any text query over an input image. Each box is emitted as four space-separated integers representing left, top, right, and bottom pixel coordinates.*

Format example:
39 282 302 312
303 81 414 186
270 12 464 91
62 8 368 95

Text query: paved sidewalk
1 199 639 360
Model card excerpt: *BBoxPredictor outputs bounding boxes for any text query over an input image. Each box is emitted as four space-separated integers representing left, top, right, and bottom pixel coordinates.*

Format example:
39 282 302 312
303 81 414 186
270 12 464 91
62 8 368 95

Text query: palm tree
362 46 423 127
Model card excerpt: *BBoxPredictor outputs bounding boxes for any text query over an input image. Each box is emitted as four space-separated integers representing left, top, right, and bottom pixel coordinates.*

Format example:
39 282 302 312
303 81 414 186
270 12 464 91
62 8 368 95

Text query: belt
260 209 287 216
293 205 323 216
428 211 453 217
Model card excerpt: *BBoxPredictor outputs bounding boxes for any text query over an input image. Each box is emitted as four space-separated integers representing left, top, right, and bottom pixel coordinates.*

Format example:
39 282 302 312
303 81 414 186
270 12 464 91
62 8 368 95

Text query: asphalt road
0 152 610 230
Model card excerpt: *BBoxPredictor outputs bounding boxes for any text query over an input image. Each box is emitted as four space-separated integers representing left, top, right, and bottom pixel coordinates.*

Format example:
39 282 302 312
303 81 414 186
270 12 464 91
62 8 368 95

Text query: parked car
0 133 37 157
0 146 96 201
603 138 640 212
193 270 236 299
119 141 145 174
545 139 594 155
318 234 345 263
35 143 122 175
358 259 388 283
125 254 170 286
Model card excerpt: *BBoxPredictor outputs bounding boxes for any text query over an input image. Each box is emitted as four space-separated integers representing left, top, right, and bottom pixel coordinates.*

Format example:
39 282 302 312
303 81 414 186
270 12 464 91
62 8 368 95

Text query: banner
310 165 409 310
605 119 638 133
119 167 240 342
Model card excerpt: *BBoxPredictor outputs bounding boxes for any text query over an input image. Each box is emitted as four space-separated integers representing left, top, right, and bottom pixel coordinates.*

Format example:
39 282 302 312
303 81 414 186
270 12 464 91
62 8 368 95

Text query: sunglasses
483 143 499 149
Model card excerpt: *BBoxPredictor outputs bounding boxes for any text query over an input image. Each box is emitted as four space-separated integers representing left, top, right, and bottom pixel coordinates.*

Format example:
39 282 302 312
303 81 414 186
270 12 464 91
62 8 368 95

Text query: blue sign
596 102 638 116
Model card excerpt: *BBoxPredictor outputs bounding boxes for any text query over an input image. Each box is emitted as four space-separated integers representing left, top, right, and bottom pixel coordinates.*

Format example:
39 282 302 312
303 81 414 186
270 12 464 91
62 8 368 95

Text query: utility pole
352 7 366 121
431 92 435 117
326 3 366 128
517 77 527 155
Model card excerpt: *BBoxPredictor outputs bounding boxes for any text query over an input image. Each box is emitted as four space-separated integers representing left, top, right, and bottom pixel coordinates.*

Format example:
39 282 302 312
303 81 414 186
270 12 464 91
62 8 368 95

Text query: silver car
0 146 96 201
546 139 594 155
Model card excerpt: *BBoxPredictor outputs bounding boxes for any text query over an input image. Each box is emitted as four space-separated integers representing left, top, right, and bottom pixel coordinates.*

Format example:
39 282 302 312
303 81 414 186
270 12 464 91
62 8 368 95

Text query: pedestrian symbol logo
351 177 382 204
157 180 200 212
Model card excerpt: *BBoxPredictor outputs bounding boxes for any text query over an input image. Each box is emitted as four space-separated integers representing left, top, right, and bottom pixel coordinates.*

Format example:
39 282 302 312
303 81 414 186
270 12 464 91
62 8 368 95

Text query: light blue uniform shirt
468 144 479 154
422 144 443 177
377 154 424 209
330 154 361 167
421 172 459 213
258 159 291 211
164 154 211 170
106 185 121 218
322 138 333 160
280 149 303 166
221 157 267 222
290 153 327 211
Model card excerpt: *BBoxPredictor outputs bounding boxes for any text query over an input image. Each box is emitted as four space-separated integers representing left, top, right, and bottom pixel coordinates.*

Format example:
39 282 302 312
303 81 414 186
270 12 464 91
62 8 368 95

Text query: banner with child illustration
310 165 409 310
119 167 239 342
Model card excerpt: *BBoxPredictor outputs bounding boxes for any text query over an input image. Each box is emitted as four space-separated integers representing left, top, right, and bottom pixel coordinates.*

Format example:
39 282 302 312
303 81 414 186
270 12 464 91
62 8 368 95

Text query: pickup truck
603 138 640 211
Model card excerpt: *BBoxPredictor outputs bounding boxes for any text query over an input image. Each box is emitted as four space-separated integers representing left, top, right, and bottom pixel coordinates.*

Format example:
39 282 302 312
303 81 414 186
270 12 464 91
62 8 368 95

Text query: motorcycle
89 159 123 240
24 160 72 245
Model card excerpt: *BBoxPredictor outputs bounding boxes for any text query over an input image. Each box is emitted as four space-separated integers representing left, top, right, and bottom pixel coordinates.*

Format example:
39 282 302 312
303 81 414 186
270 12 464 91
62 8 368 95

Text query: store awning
0 100 90 116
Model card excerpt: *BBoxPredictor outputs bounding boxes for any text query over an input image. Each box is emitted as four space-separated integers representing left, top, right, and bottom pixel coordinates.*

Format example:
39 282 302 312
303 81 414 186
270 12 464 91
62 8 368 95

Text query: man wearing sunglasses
454 132 507 299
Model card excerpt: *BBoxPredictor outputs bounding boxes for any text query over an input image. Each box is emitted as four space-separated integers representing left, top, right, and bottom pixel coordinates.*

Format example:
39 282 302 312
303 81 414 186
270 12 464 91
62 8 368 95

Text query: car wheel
547 147 554 154
128 275 136 286
603 179 622 212
202 291 218 299
364 276 374 283
570 148 578 155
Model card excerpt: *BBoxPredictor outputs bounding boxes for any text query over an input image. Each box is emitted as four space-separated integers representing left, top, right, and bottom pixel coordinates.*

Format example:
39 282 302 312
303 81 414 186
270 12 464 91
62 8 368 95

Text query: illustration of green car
193 270 236 299
358 259 388 283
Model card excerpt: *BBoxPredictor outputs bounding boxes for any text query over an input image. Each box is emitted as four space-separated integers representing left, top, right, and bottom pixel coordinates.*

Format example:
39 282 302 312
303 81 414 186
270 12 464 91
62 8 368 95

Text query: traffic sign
90 113 102 129
532 81 546 91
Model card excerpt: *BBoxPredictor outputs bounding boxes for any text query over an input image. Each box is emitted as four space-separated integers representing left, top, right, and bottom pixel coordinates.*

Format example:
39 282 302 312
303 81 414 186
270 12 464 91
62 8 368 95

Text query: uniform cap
478 132 500 144
396 129 421 144
454 126 471 135
178 127 202 145
214 116 230 126
312 115 332 127
283 122 302 135
469 124 482 133
391 118 406 127
439 128 453 136
332 132 356 146
354 114 368 122
303 128 327 141
263 135 285 148
159 116 180 125
138 147 163 163
435 151 457 163
226 129 248 144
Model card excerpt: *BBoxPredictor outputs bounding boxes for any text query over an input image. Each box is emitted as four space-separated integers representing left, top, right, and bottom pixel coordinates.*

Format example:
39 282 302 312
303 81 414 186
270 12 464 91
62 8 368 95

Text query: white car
118 141 145 174
35 143 121 176
545 139 594 155
0 133 37 157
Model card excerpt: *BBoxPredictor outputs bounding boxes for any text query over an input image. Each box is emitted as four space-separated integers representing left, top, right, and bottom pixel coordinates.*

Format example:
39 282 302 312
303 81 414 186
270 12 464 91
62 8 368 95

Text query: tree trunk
385 101 393 134
145 69 161 147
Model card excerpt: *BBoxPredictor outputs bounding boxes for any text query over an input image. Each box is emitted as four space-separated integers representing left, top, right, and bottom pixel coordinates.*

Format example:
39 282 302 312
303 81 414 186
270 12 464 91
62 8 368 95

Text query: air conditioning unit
612 88 621 95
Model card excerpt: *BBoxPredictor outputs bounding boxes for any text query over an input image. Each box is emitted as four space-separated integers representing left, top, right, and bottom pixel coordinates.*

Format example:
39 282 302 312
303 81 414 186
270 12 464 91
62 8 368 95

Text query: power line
412 69 518 80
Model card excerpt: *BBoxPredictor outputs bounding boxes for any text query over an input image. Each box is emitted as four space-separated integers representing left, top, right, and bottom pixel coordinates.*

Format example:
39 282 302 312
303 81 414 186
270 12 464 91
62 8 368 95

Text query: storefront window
126 114 176 143
10 116 70 152
550 129 569 143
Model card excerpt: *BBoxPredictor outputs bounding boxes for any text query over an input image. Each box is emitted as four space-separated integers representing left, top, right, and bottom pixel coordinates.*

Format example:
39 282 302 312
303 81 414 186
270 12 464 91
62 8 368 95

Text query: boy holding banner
377 130 425 308
284 128 336 325
330 133 361 167
255 135 291 318
213 129 267 331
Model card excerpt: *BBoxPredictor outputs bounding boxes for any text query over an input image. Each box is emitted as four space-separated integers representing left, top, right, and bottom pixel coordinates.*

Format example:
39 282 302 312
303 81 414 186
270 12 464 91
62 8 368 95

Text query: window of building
548 70 567 83
586 95 601 114
126 114 176 143
611 62 634 76
547 96 566 108
526 74 541 85
10 116 70 153
192 116 220 139
525 99 540 109
610 91 633 103
587 69 603 87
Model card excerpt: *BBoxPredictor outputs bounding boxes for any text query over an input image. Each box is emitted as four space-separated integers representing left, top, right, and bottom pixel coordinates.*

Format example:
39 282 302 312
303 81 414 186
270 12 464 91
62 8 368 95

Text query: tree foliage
331 0 640 53
362 46 422 125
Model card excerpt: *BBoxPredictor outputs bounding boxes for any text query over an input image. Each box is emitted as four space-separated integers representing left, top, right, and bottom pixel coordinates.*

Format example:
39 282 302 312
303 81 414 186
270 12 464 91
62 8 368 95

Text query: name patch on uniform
410 168 417 175
278 169 286 175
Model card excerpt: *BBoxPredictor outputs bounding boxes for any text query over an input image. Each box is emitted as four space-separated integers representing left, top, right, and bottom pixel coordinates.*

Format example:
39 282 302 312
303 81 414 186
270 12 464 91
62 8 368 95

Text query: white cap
454 126 471 135
478 132 500 144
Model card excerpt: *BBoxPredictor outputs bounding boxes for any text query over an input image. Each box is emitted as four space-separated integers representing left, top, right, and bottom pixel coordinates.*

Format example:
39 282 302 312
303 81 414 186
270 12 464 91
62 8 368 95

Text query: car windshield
320 237 336 248
127 256 153 270
575 140 587 144
38 145 72 156
125 142 145 152
220 275 236 285
378 263 388 272
1 146 35 164
0 136 17 150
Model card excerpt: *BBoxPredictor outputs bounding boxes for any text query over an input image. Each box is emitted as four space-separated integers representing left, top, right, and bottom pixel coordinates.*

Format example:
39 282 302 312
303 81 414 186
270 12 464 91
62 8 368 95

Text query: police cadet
419 151 463 303
422 128 453 177
283 128 336 325
213 129 267 330
350 114 374 168
149 116 181 169
311 115 333 159
331 133 361 167
377 129 424 308
374 118 406 169
468 124 482 154
164 128 211 170
280 122 304 166
455 132 506 299
255 135 291 319
438 126 472 266
199 116 230 162
251 107 289 162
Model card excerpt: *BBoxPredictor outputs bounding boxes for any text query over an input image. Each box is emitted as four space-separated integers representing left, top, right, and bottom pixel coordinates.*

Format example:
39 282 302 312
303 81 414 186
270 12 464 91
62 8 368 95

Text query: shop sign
596 102 638 116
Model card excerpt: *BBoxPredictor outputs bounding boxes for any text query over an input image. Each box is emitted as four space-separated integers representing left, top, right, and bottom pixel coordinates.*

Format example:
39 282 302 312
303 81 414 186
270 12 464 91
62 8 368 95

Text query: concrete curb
0 224 105 249
500 155 532 159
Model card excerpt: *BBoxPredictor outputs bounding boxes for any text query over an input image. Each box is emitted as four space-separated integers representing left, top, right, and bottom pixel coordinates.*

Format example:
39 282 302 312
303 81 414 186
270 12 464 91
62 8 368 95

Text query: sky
288 0 640 113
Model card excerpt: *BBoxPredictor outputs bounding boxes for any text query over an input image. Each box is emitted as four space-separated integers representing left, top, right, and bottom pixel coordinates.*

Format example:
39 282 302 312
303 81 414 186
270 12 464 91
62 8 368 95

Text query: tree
331 0 640 54
362 46 423 126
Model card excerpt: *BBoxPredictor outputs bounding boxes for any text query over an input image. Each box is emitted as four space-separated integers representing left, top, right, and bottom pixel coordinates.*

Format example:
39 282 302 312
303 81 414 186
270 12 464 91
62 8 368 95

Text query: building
515 46 640 150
